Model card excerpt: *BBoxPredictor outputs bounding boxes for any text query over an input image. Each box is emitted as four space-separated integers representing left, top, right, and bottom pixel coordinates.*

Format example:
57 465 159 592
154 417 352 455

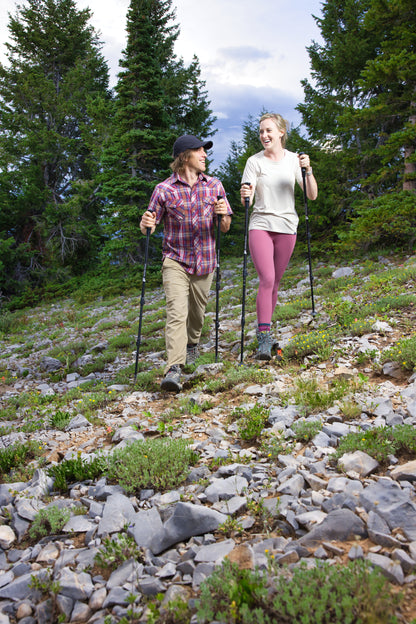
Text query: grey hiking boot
255 331 272 360
160 365 182 392
186 343 199 366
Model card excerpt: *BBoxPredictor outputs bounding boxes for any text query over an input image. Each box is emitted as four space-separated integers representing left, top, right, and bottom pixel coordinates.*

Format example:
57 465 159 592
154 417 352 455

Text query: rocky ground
1 255 416 623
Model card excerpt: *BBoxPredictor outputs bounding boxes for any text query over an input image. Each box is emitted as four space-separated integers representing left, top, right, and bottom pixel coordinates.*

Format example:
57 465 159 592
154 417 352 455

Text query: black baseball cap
173 135 213 158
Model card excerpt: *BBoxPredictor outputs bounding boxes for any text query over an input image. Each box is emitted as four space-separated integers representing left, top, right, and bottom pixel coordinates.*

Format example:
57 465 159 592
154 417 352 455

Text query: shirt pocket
202 196 215 218
165 196 185 222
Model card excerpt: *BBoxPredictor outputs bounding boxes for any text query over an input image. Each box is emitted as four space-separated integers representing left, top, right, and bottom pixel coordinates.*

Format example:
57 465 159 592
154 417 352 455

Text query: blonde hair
260 113 289 148
170 149 193 173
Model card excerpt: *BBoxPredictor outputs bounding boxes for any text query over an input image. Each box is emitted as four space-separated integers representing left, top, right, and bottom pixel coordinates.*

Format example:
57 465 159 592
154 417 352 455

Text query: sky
0 0 324 168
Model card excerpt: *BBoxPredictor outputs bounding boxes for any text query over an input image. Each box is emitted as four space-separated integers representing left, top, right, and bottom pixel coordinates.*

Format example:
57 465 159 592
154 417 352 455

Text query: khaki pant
162 257 213 372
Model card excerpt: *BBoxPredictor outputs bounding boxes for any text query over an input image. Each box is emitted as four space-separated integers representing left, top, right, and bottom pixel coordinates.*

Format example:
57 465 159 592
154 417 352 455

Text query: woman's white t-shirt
241 149 303 234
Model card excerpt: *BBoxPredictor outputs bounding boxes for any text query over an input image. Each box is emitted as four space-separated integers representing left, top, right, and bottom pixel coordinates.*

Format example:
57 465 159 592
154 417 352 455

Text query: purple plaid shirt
148 172 232 275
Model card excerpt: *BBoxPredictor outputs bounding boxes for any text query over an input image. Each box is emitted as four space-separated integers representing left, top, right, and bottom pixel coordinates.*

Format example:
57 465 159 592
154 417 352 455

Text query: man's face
186 146 207 173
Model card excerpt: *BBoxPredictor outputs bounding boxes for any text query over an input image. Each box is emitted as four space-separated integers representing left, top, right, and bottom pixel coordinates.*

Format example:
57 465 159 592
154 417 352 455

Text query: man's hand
140 211 156 235
214 197 228 216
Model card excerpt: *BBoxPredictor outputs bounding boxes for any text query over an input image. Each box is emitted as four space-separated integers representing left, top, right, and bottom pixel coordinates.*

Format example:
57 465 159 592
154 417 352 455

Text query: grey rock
150 502 227 555
194 539 235 563
97 493 136 536
204 476 248 503
338 451 379 477
56 568 94 601
298 509 367 547
366 552 404 585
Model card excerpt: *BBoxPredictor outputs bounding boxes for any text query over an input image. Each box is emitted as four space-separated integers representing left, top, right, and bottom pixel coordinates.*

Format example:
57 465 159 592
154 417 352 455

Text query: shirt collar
172 171 208 186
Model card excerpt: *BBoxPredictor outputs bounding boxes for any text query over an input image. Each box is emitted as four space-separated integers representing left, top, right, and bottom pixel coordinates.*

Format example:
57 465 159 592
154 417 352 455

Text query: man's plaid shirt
148 172 232 275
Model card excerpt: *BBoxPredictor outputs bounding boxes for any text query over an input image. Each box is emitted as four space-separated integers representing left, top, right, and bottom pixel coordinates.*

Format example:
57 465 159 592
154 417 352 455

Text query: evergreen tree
352 0 416 192
0 0 110 296
297 0 380 221
100 0 215 265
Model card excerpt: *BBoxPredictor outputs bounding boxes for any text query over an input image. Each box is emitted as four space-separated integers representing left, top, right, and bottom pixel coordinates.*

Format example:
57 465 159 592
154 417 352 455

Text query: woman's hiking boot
255 331 272 360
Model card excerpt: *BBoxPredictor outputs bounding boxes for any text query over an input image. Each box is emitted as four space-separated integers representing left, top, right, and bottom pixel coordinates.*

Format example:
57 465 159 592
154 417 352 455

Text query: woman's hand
240 183 253 205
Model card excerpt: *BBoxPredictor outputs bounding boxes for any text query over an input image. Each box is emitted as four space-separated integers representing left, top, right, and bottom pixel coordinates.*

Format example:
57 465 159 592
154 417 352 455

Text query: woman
240 113 318 360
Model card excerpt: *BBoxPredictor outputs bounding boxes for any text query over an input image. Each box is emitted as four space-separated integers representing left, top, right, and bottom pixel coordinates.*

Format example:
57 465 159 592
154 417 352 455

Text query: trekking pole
299 152 316 317
215 195 223 363
134 216 152 382
240 183 250 365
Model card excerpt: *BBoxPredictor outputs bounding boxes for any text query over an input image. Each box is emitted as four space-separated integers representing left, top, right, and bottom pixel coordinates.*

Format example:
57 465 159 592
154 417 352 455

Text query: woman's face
259 119 284 150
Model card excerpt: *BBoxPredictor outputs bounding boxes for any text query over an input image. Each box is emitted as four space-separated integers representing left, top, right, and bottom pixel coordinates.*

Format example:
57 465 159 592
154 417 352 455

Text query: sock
258 323 270 333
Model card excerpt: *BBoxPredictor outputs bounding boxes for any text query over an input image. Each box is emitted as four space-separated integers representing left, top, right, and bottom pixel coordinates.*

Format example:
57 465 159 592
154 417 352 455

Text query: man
140 134 232 392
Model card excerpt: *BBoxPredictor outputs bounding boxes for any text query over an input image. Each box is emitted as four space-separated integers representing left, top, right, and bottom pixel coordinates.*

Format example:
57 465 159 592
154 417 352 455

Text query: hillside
1 251 416 623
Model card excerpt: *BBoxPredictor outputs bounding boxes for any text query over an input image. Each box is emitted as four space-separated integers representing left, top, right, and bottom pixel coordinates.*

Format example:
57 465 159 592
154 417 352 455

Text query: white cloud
0 0 323 166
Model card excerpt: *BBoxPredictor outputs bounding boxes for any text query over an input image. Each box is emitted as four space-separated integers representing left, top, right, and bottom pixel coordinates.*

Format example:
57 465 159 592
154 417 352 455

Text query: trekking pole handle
299 152 307 174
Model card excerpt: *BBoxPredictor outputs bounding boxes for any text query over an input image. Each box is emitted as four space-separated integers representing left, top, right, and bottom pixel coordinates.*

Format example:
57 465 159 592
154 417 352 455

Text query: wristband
306 168 313 176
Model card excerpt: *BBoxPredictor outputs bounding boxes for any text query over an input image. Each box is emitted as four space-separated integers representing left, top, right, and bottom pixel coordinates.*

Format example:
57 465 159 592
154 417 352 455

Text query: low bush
196 558 400 623
105 438 198 494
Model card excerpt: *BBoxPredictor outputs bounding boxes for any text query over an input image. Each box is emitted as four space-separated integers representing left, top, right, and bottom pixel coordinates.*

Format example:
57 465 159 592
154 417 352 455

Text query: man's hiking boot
186 343 199 366
255 331 272 361
160 365 182 392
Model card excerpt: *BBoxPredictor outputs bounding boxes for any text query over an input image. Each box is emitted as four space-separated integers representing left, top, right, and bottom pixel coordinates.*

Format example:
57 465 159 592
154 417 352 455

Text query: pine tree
0 0 110 295
354 0 416 192
297 0 380 220
100 0 215 265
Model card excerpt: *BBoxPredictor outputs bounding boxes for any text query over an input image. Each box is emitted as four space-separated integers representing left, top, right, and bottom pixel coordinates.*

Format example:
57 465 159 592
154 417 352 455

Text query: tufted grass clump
196 558 400 624
380 335 416 371
105 438 198 495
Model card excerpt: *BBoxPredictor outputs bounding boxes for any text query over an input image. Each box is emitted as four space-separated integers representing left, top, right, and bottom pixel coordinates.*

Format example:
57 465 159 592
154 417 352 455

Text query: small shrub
196 558 400 623
105 438 198 494
230 404 269 441
292 419 322 442
381 335 416 371
202 364 273 394
0 440 43 479
284 330 333 360
29 505 71 540
48 452 106 492
94 533 143 571
334 424 416 464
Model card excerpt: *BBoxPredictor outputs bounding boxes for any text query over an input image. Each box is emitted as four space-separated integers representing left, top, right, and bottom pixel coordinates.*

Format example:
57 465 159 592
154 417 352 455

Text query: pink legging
249 229 297 325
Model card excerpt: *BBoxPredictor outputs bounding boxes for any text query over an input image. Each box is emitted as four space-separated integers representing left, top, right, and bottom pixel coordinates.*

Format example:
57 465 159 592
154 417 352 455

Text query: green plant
0 440 43 479
231 404 269 441
284 329 333 361
29 505 71 540
48 452 106 492
48 409 73 430
217 516 244 537
201 364 273 394
94 533 143 571
105 438 198 494
381 335 416 371
292 419 322 442
334 424 416 465
196 558 400 623
28 568 65 623
260 432 292 460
